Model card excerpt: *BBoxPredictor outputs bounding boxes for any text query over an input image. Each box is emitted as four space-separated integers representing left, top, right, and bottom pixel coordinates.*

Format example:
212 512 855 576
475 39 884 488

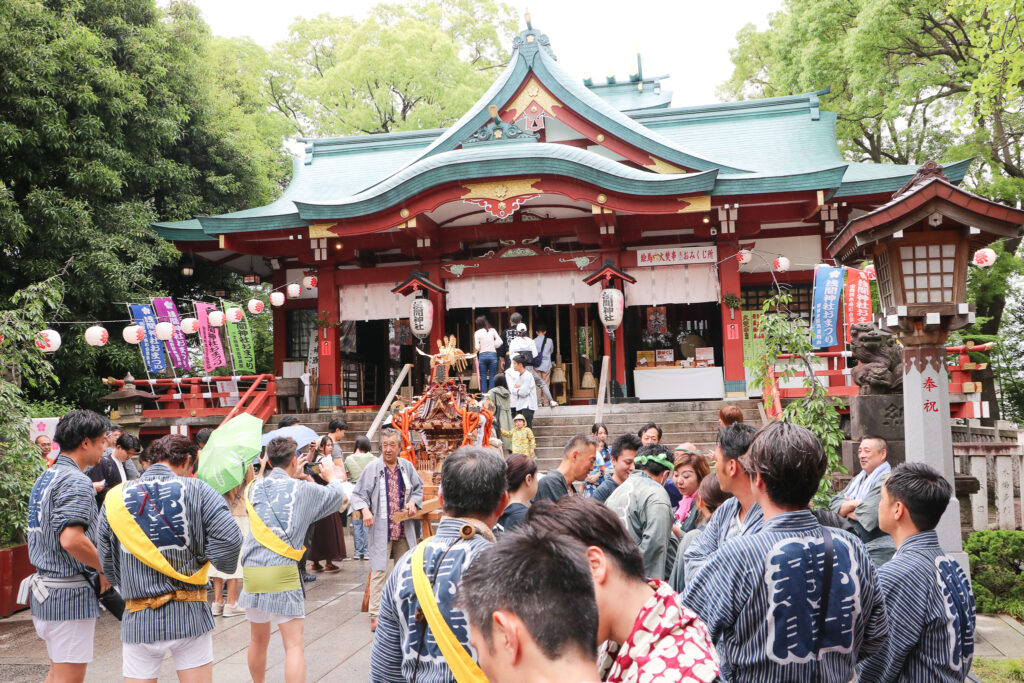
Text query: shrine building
154 19 970 409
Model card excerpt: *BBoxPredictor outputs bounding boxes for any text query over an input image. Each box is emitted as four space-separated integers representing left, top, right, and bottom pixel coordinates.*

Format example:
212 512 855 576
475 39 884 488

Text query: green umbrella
196 412 264 494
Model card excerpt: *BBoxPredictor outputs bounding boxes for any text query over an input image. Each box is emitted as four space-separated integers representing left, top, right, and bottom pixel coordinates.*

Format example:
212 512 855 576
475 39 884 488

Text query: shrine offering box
636 351 656 367
655 349 675 366
695 347 715 363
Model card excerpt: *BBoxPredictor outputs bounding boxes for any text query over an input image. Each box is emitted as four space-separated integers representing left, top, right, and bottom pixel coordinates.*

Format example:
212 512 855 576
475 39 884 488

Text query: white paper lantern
286 283 301 299
84 326 109 347
269 291 285 306
36 329 61 353
302 275 318 290
154 322 174 341
180 317 200 334
225 307 244 323
737 249 753 265
208 311 225 327
122 325 144 344
247 299 265 315
863 263 877 281
409 297 434 339
773 256 791 273
598 288 624 334
973 248 997 268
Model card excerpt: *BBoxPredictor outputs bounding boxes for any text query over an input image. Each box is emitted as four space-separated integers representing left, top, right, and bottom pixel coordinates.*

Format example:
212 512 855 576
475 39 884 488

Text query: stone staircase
530 400 763 472
266 399 765 474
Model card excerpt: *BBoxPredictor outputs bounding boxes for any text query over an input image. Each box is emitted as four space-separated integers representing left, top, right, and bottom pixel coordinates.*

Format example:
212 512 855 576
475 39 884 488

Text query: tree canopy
0 0 291 407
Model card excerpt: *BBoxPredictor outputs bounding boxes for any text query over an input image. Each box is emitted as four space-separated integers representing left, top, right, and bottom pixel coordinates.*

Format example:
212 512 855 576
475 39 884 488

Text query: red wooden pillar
426 263 446 353
316 267 341 409
272 270 287 376
718 242 747 397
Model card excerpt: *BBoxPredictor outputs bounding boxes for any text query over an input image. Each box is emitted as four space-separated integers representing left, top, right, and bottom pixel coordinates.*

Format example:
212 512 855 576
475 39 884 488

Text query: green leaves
745 293 847 507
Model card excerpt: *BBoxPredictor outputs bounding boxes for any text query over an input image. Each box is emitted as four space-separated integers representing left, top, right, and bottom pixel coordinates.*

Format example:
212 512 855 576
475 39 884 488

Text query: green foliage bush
965 530 1024 619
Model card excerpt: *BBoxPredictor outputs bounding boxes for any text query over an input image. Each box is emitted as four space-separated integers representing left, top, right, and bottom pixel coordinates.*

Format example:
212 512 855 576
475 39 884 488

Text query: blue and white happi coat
27 453 100 621
237 468 346 616
857 530 975 682
682 509 888 683
683 497 764 583
369 518 494 683
96 463 243 643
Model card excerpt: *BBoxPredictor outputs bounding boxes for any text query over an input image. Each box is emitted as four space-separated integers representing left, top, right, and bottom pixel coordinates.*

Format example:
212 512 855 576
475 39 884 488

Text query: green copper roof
294 143 718 221
150 28 971 242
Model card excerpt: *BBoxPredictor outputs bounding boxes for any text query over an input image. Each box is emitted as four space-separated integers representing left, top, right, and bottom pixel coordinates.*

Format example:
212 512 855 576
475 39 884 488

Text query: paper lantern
409 297 434 338
180 317 200 334
36 329 61 353
208 311 225 327
286 283 302 299
737 249 753 265
973 248 997 268
863 263 876 281
302 276 318 290
269 291 285 307
226 307 244 323
598 287 624 334
773 256 791 273
122 325 144 344
247 299 265 315
84 326 109 347
154 322 174 341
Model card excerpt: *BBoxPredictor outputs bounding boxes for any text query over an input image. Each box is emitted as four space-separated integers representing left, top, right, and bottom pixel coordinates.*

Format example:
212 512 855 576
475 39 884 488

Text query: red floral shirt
599 579 719 683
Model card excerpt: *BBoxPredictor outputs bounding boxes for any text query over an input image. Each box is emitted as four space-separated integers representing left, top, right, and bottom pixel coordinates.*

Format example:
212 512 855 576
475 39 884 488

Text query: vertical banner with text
195 302 227 374
224 304 256 374
152 297 191 370
811 265 845 348
129 304 167 374
843 268 873 343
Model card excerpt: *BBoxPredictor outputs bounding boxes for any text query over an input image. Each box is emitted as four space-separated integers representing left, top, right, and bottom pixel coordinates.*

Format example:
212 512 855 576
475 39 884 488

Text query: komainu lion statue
850 322 903 394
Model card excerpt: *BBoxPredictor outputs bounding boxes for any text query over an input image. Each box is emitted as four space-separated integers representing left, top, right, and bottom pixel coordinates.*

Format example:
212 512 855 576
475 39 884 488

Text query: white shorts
245 607 303 626
33 617 96 664
122 632 213 679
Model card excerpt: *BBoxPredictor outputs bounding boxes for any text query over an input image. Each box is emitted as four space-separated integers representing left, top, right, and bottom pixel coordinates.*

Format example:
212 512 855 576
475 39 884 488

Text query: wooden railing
106 375 277 423
366 363 414 441
594 355 611 424
763 342 994 420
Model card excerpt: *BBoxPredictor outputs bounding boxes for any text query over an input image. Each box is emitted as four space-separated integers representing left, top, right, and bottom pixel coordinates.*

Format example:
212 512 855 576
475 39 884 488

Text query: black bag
91 573 125 620
534 337 551 368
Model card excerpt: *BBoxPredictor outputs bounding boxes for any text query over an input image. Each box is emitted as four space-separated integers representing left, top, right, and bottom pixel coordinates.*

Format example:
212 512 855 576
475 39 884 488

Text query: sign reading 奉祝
636 246 717 267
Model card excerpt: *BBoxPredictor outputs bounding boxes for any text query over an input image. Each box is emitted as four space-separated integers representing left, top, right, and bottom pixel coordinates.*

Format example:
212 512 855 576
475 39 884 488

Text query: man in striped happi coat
681 422 763 586
238 436 346 683
24 410 110 683
857 463 976 682
96 434 242 682
683 421 888 683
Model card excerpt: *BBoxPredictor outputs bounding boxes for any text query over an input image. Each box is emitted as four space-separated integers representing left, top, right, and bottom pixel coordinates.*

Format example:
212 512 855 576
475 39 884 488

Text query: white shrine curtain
624 264 720 306
445 272 601 309
339 283 408 321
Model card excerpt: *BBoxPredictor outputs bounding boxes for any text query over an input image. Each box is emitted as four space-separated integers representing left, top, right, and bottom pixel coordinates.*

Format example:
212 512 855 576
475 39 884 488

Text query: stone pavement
1 535 1022 681
0 555 374 682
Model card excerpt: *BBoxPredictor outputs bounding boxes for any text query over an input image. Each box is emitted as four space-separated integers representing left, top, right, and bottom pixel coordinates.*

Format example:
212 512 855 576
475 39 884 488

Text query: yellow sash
411 541 488 683
105 484 210 585
244 482 305 561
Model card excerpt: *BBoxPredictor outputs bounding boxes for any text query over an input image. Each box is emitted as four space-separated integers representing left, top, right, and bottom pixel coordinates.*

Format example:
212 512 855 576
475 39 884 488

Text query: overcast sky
183 0 783 107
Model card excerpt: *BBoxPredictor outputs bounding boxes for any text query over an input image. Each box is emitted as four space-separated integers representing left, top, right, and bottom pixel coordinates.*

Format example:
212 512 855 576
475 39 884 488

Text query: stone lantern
829 161 1024 567
101 373 158 425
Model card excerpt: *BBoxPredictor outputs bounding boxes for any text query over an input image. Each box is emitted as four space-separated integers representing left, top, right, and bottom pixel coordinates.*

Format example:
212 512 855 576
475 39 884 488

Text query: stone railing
952 420 1022 532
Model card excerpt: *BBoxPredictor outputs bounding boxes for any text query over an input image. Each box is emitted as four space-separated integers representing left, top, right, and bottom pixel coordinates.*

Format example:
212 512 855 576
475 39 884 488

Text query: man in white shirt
89 432 142 506
505 355 538 427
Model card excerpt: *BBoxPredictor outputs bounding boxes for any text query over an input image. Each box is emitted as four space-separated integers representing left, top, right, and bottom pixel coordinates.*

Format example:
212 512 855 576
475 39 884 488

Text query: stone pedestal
842 394 906 474
903 344 968 572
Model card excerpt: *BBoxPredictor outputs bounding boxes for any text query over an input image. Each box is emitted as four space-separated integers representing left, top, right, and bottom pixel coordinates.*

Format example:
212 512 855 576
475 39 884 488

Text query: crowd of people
24 401 977 683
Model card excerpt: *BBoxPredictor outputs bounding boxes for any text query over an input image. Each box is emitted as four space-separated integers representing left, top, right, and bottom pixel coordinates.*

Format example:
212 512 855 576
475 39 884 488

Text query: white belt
18 573 91 604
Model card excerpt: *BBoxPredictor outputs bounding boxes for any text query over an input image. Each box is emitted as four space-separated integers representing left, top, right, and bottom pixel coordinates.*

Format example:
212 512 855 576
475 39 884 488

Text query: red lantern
270 291 286 306
36 329 62 353
84 326 109 347
973 248 997 267
773 256 791 273
122 325 144 344
180 318 200 334
863 263 876 281
737 249 753 265
247 299 265 315
225 307 244 323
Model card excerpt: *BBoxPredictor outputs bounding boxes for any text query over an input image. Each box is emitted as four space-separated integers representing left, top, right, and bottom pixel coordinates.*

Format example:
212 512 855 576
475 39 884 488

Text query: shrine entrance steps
531 399 762 473
265 398 764 478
